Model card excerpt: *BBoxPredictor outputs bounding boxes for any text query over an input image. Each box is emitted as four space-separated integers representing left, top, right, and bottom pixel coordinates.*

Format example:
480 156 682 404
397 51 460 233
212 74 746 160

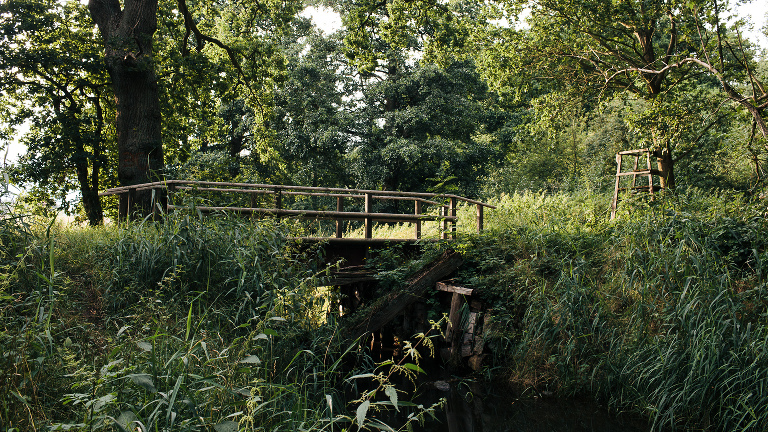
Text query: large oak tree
88 0 163 217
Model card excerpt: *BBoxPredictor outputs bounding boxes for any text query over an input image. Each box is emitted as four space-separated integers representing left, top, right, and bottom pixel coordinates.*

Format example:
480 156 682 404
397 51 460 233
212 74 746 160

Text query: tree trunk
76 163 104 226
89 0 164 219
655 146 675 190
652 132 675 190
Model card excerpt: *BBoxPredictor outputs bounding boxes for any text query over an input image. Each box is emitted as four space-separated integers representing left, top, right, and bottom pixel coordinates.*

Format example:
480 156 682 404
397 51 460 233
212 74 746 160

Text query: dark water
404 381 650 432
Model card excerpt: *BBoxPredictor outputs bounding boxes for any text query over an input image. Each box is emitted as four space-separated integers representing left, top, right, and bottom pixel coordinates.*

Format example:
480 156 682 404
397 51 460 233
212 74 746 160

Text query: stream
396 380 651 432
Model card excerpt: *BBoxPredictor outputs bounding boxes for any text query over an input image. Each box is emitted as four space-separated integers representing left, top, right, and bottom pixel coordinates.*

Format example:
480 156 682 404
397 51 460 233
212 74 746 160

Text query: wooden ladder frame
611 149 663 219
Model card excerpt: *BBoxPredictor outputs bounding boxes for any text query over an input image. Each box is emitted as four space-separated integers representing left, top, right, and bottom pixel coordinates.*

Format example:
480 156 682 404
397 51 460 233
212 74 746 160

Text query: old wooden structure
611 149 665 219
99 180 495 240
100 181 495 368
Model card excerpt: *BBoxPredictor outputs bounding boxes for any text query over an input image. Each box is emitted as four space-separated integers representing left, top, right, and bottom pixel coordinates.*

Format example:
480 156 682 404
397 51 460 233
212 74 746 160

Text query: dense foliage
3 0 768 430
1 190 767 430
3 0 766 221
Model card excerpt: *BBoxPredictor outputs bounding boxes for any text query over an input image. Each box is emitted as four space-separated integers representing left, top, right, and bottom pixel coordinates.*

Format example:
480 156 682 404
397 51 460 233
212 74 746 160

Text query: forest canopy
0 0 767 223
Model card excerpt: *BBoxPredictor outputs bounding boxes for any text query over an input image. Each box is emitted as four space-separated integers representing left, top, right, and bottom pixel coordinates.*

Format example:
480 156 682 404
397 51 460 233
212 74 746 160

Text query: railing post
450 197 457 239
476 204 484 233
274 187 282 218
119 191 128 224
336 196 344 238
414 199 422 239
119 187 137 223
441 205 448 240
365 193 372 239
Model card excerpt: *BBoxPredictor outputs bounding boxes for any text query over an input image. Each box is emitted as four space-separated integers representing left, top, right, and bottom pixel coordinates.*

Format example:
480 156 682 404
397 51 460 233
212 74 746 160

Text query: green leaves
128 374 157 394
356 399 371 428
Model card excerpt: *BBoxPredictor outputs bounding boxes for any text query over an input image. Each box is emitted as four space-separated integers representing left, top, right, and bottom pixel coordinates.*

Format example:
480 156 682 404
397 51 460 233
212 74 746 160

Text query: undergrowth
456 188 768 431
4 188 768 431
0 207 441 432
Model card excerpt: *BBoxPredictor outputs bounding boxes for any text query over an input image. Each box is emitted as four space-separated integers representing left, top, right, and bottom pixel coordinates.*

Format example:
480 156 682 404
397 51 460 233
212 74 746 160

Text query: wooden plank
346 250 463 339
165 206 458 222
618 148 650 155
328 266 377 285
436 281 473 295
616 169 661 176
175 186 274 194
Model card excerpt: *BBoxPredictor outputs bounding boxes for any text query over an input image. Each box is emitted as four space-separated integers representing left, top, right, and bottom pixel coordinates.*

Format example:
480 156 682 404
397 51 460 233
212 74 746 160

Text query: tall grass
460 188 768 431
0 207 442 431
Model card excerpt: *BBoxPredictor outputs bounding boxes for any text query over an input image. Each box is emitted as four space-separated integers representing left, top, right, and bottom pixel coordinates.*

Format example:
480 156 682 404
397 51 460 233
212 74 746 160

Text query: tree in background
0 0 111 225
347 60 501 196
488 0 761 189
271 23 355 188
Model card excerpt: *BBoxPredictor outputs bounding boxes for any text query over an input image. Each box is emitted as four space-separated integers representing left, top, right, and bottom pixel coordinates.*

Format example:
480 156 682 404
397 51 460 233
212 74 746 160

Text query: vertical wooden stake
365 193 372 239
611 153 622 219
336 196 344 238
274 187 282 218
414 200 422 239
476 204 484 233
647 150 655 198
441 205 448 240
450 197 457 239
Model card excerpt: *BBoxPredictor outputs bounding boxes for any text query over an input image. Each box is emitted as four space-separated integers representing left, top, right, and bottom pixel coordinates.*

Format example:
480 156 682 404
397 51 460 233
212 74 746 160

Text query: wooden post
611 153 622 219
336 196 344 238
274 187 282 219
450 197 457 239
122 187 136 223
119 191 128 223
414 200 422 239
441 205 448 240
476 204 483 233
647 150 655 197
365 193 372 239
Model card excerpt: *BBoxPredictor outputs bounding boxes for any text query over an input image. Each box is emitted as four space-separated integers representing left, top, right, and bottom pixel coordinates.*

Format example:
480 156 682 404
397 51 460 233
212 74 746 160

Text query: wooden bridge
101 181 495 367
99 180 495 242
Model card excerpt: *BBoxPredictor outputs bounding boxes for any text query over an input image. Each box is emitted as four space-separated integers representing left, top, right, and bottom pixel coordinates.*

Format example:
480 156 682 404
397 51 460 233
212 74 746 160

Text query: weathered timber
347 250 463 339
328 266 377 286
436 281 473 295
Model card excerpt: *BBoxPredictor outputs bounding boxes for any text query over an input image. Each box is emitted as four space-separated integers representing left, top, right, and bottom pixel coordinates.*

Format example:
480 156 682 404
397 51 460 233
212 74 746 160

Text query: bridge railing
99 180 496 239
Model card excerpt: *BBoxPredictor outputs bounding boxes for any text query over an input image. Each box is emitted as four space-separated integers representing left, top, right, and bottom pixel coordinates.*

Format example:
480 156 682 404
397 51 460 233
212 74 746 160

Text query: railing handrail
99 179 496 209
100 180 494 239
